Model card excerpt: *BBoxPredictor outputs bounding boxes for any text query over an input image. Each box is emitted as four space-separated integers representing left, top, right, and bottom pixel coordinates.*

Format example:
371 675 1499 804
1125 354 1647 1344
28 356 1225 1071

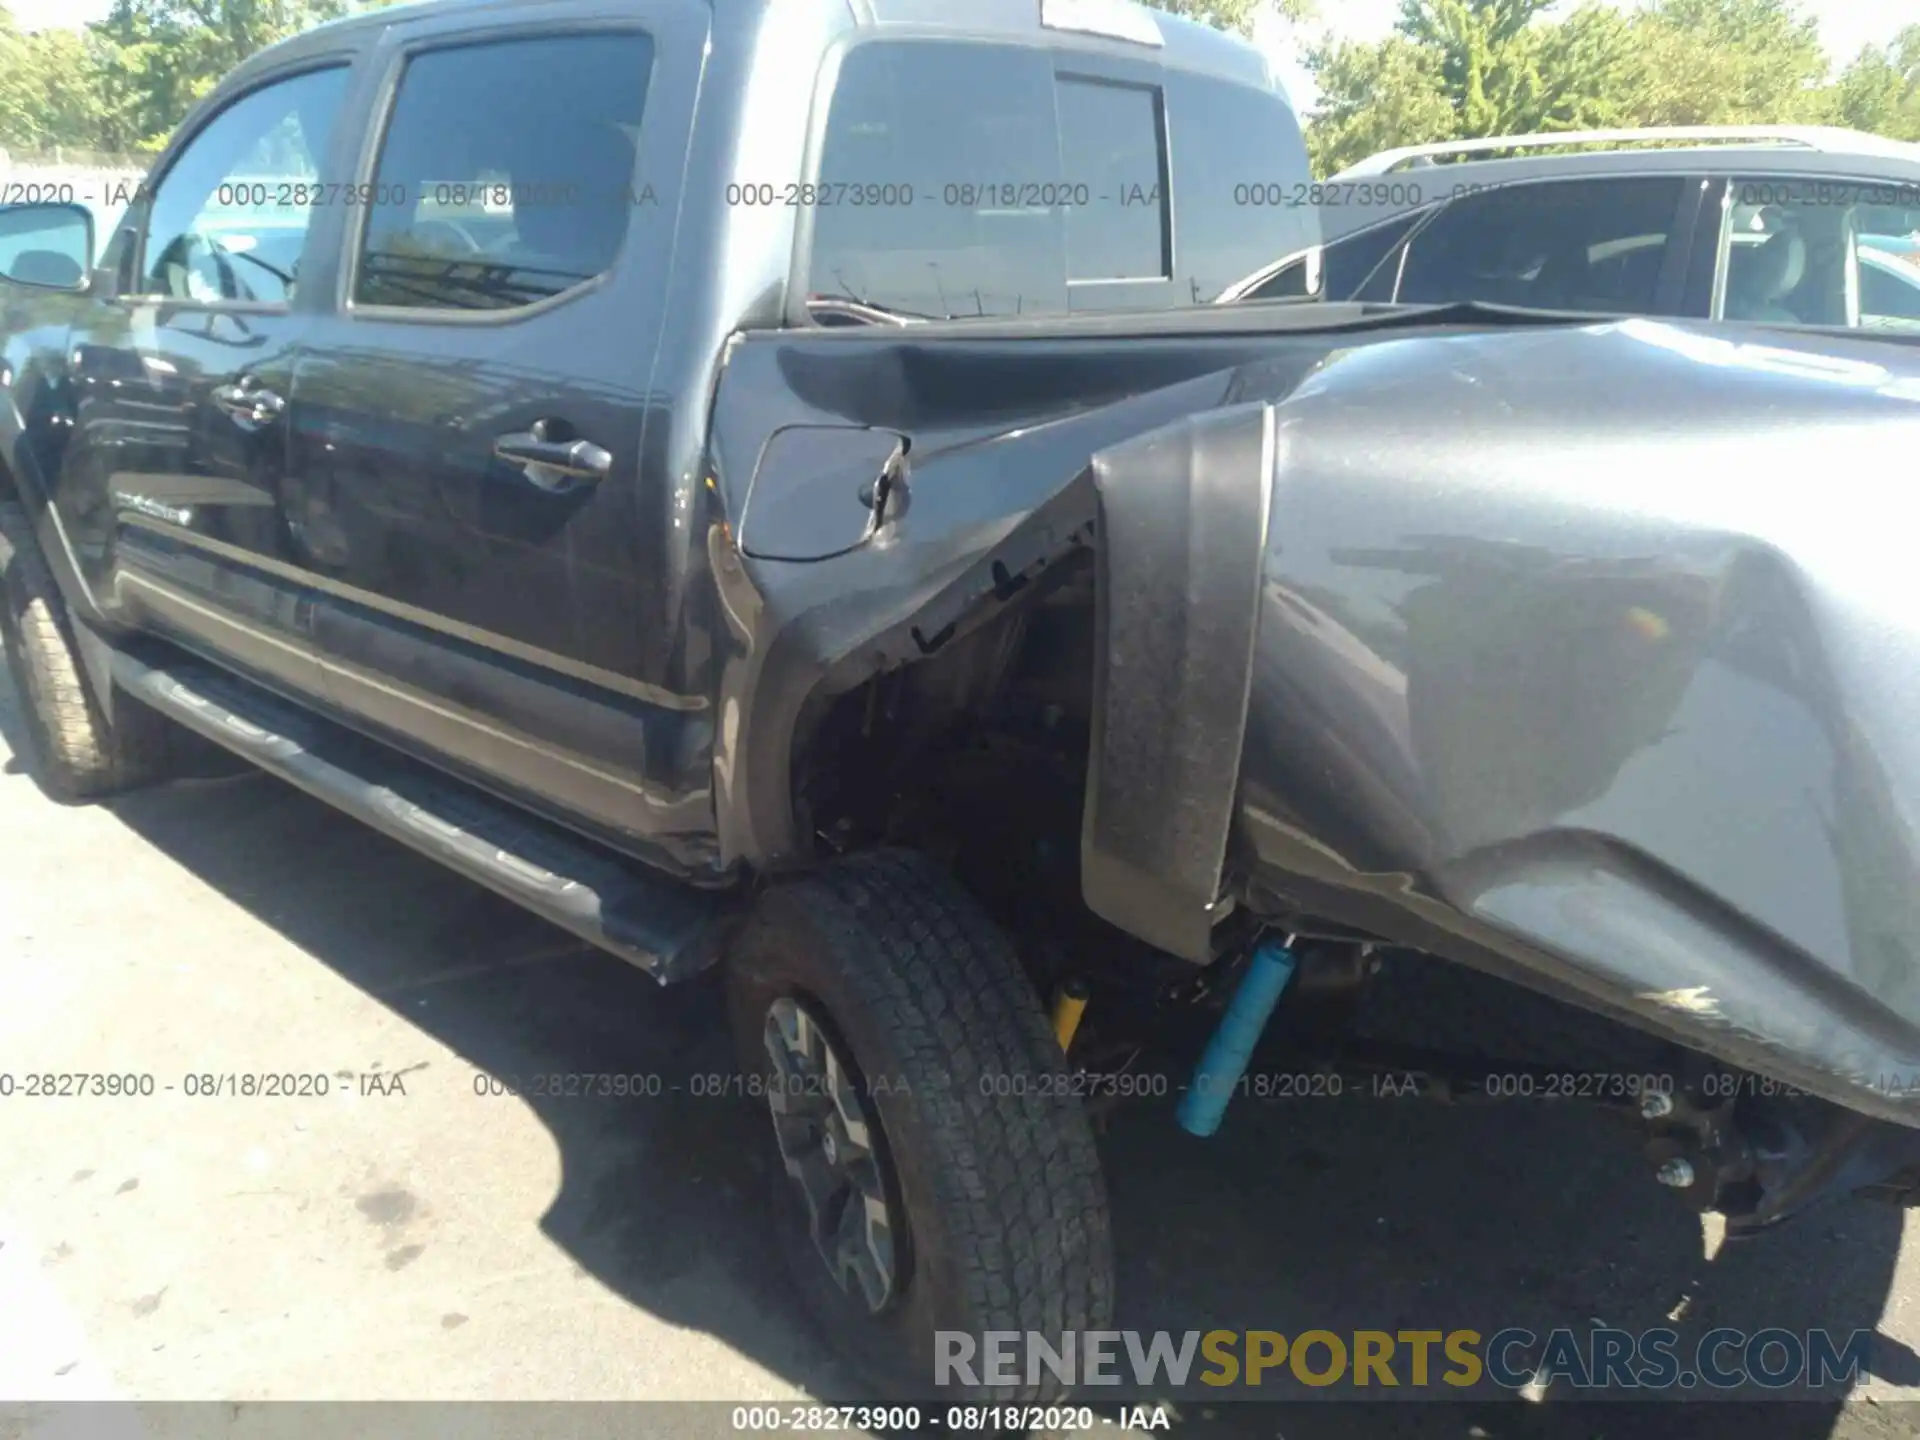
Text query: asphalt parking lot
3 659 1920 1440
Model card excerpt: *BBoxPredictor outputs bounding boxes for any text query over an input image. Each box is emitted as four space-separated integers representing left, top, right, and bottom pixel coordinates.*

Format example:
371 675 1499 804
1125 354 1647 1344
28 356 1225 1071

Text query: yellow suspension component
1050 977 1090 1053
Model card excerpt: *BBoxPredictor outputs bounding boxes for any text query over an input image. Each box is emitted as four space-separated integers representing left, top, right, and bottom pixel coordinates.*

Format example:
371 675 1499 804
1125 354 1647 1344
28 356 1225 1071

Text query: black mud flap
1081 402 1275 964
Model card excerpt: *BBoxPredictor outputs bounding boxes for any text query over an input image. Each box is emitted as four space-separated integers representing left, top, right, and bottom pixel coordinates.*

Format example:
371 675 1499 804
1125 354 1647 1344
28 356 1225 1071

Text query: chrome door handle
210 380 285 427
495 424 613 491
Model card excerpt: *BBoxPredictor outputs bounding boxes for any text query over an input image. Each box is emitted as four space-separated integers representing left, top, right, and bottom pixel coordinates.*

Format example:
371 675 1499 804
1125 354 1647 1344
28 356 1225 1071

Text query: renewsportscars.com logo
935 1328 1875 1392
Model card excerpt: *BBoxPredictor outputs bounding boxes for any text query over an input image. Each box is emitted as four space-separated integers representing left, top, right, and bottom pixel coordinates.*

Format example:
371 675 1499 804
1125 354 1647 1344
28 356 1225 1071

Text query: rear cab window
809 42 1065 318
804 34 1311 321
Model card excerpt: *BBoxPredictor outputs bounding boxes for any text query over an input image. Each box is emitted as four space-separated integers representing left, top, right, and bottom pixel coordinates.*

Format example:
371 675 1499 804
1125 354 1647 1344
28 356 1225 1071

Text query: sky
7 0 1913 112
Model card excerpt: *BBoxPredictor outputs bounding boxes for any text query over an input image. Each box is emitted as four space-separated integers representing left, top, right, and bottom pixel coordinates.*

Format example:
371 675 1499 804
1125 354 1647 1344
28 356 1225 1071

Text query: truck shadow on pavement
2 670 1913 1439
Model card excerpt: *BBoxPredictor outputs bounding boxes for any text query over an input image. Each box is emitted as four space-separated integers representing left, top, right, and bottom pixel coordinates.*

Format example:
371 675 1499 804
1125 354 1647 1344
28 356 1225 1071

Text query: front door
58 61 356 700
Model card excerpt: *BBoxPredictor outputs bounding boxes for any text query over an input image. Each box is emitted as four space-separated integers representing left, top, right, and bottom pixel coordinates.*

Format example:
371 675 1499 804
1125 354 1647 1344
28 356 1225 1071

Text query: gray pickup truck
4 0 1920 1404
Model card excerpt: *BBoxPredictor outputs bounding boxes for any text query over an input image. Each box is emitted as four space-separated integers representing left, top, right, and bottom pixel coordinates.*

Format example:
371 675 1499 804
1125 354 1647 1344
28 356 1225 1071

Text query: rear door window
353 33 653 312
1393 177 1688 312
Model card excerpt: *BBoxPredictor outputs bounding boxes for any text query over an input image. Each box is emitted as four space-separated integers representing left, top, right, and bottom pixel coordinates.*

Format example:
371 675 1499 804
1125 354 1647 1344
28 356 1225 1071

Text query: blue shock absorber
1176 934 1298 1138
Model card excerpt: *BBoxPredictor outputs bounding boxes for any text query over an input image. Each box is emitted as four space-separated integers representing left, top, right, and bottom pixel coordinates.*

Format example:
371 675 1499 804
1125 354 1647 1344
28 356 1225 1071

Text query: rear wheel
727 849 1114 1401
0 502 184 802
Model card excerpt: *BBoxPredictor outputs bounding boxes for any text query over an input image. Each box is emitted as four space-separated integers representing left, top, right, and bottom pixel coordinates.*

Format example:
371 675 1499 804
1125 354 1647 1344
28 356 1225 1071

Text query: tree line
0 0 399 160
0 0 1915 176
1175 0 1920 175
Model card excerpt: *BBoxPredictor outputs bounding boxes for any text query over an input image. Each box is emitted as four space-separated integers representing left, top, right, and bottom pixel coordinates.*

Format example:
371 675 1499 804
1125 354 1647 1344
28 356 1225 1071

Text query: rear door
57 58 359 698
289 1 710 864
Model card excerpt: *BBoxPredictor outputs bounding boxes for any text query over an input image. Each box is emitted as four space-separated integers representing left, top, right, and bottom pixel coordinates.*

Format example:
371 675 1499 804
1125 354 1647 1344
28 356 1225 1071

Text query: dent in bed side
701 331 1338 873
711 462 1099 871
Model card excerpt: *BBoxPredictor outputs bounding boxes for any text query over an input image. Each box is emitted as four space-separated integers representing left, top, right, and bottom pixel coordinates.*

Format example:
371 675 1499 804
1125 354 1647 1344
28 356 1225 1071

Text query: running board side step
111 649 735 984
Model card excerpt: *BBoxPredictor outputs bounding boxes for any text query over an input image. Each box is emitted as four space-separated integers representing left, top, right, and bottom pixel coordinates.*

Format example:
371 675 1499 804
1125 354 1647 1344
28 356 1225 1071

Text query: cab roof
249 0 1278 94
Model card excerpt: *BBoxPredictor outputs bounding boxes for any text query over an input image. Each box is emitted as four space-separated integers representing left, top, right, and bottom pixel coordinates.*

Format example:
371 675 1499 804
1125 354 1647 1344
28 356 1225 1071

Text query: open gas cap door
738 425 910 562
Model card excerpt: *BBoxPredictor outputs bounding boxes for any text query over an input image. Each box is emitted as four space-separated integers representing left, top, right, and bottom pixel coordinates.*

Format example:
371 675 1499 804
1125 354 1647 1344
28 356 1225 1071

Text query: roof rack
1337 126 1903 176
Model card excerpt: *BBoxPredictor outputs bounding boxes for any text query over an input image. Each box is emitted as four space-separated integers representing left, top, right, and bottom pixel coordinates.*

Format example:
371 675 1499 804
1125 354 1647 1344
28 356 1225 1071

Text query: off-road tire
727 849 1114 1402
0 502 180 802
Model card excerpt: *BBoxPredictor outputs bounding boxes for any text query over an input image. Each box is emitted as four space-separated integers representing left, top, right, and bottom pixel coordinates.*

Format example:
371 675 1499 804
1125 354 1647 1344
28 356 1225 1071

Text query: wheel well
794 550 1095 847
787 551 1179 987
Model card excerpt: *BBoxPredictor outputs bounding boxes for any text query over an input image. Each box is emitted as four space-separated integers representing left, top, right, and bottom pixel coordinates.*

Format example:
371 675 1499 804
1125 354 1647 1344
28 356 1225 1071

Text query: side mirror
0 202 95 293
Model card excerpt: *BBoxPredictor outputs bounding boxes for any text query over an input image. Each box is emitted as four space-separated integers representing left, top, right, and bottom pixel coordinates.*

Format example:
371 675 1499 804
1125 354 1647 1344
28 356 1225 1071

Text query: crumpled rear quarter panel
1229 318 1920 1122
